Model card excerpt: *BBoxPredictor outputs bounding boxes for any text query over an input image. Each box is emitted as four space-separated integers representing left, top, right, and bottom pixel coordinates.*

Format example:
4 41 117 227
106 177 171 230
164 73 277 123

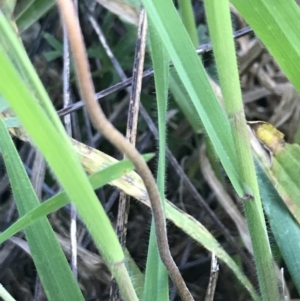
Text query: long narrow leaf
143 21 169 301
204 2 279 300
140 0 245 197
0 118 84 301
256 159 300 295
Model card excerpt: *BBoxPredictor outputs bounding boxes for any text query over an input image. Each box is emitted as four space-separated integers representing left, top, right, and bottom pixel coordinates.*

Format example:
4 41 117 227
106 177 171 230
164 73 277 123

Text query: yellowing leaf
248 121 285 155
249 121 300 227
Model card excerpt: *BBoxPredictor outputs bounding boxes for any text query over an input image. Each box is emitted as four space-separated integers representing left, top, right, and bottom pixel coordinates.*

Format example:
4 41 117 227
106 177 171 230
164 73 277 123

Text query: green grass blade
152 22 169 300
0 118 84 301
143 21 169 301
271 144 300 224
231 0 300 95
140 0 245 197
231 0 300 290
0 12 138 301
178 0 198 47
256 159 300 295
15 0 55 33
169 70 203 133
204 1 280 300
124 249 145 300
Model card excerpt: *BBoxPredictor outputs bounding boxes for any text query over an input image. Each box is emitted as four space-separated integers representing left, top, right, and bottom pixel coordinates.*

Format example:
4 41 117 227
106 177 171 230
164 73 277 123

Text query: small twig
204 252 219 301
110 8 148 301
55 1 194 300
125 8 147 146
57 26 252 117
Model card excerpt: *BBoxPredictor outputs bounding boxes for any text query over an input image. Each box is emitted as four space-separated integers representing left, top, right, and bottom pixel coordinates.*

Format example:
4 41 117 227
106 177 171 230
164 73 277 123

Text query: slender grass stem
204 1 280 300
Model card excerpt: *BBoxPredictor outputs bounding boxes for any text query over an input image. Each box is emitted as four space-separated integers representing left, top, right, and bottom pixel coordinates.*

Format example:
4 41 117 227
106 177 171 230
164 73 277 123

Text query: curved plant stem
55 1 194 300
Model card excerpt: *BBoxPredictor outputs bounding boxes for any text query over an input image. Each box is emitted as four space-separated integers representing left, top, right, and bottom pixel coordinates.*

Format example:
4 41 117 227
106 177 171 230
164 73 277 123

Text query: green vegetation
0 0 300 300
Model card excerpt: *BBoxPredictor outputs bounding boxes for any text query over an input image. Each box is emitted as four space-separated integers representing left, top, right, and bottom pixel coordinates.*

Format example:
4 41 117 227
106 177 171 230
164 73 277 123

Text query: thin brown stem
55 1 194 300
204 252 219 301
110 8 148 301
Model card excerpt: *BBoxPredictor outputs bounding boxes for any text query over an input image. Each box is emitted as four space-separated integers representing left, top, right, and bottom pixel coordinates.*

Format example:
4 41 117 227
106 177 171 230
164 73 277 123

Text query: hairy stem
55 1 194 300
